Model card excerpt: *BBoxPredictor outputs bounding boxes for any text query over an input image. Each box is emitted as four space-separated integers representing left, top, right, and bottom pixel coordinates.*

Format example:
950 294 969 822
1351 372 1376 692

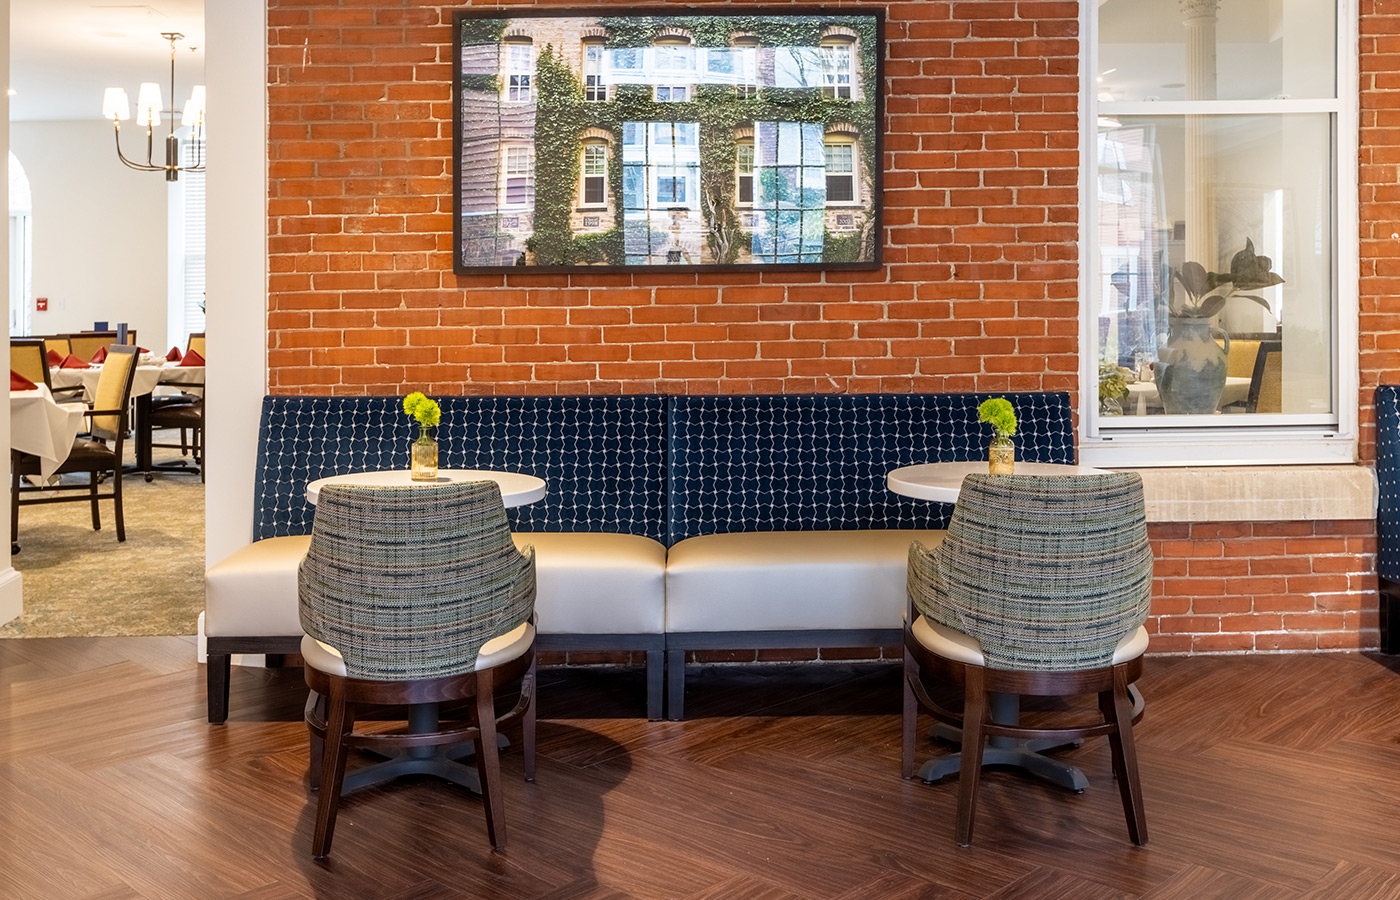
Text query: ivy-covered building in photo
455 13 881 270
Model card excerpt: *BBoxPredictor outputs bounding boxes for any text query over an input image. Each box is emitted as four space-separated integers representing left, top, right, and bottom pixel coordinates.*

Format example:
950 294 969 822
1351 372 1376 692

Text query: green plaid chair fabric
908 473 1153 671
299 481 536 679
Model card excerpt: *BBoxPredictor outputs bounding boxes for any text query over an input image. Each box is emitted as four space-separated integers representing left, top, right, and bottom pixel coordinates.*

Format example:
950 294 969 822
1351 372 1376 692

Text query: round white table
306 468 547 507
888 457 1117 792
887 460 1108 503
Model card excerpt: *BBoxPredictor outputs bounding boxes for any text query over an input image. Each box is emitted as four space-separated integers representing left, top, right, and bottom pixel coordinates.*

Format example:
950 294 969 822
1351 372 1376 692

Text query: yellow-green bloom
977 398 1017 439
403 392 441 428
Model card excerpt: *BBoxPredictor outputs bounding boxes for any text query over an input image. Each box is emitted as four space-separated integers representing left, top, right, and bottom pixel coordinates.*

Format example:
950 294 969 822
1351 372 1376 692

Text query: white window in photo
583 40 606 102
824 140 855 204
653 40 693 103
502 146 534 208
504 41 533 103
581 142 608 207
736 141 755 206
820 40 854 100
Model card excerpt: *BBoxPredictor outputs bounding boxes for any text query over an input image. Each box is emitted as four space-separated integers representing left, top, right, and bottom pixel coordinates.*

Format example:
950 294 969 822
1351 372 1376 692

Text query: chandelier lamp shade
103 32 205 182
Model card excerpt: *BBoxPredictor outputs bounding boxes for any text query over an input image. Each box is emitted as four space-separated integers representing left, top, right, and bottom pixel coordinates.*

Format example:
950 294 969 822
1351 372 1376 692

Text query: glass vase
410 426 438 482
988 435 1015 475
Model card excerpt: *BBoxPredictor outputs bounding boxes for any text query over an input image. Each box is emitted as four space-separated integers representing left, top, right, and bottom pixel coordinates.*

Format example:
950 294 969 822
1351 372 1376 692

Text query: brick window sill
1111 465 1376 524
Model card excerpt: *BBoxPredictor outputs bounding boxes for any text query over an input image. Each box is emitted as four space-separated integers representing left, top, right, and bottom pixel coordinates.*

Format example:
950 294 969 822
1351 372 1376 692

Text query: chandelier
101 32 206 182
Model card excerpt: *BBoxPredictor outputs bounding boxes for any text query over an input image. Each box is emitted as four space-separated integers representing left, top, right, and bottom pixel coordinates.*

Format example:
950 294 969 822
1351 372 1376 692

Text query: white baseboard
0 567 21 626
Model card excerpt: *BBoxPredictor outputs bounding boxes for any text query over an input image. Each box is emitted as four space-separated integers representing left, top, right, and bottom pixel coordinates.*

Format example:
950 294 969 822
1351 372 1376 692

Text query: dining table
304 465 547 796
887 459 1132 792
10 383 88 479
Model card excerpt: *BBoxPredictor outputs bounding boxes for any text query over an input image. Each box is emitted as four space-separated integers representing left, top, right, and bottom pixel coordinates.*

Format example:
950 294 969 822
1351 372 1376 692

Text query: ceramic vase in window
988 435 1015 475
1155 317 1228 414
410 426 438 482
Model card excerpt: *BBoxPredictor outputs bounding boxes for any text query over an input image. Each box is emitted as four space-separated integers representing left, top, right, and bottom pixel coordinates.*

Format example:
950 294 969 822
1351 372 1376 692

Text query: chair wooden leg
522 652 537 783
305 690 326 789
473 670 507 850
311 680 353 859
11 452 21 552
89 472 100 531
955 665 988 847
1101 664 1148 846
901 645 918 779
112 465 125 542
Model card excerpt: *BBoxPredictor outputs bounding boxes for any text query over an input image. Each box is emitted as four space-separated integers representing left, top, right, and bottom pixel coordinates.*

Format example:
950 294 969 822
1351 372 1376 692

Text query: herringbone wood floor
2 638 1399 900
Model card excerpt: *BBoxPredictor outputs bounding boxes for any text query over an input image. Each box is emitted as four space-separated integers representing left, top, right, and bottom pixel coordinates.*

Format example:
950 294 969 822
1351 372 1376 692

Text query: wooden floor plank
2 640 1399 899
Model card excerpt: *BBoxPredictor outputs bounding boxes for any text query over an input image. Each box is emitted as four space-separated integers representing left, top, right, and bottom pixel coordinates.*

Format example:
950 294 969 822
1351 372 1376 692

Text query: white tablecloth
11 385 88 478
49 363 205 403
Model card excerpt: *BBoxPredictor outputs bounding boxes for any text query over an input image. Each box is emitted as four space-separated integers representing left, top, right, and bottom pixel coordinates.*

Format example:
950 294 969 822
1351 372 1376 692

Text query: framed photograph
453 7 884 273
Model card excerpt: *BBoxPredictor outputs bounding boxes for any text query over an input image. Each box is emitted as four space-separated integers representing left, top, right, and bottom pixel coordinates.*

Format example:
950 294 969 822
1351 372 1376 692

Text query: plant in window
1158 239 1284 415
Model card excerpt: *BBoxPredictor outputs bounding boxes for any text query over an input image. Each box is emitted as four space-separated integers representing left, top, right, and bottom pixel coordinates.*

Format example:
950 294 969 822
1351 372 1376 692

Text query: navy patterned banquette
205 391 1073 721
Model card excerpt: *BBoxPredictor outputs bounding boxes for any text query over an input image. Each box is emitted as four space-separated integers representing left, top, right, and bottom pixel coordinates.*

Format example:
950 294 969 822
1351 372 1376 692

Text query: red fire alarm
35 297 47 311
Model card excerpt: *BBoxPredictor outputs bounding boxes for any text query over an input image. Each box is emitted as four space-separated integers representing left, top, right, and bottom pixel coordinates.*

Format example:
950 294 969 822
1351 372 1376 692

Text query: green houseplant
978 397 1017 474
403 392 441 482
1158 239 1284 414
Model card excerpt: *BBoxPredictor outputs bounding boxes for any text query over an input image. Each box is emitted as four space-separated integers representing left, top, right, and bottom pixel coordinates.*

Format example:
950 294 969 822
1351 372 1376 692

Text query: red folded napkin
46 349 62 366
60 354 90 369
139 346 149 353
166 346 182 362
178 348 205 367
10 369 37 391
91 346 107 364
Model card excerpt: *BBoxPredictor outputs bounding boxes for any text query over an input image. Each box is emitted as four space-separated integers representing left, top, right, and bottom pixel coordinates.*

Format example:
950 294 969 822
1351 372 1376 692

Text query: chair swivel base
917 684 1146 793
330 702 509 797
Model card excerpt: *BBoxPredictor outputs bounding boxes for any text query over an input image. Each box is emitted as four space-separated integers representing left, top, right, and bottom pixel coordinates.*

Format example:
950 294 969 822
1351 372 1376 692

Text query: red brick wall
266 0 1386 655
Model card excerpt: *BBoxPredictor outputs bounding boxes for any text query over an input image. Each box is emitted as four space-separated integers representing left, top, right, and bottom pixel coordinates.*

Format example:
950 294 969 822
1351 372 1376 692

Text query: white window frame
501 145 534 209
583 40 606 102
1078 0 1359 467
652 40 693 103
504 41 533 104
581 142 608 208
823 139 857 206
820 40 853 100
735 141 754 207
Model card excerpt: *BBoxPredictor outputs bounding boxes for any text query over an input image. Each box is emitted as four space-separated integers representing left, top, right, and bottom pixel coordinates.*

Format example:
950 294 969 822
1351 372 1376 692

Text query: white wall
204 3 266 567
10 119 169 350
0 0 19 626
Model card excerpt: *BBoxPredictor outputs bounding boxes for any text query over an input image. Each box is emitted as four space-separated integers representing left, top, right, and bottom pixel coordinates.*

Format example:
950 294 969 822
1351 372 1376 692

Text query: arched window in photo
503 38 533 103
824 137 856 204
653 37 693 103
581 141 608 207
582 38 606 102
820 38 854 100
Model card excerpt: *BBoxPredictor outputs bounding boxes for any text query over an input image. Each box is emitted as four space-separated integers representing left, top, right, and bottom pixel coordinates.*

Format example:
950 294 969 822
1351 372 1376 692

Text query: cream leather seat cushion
665 530 947 633
512 533 667 635
910 615 1150 667
301 621 536 678
204 535 312 637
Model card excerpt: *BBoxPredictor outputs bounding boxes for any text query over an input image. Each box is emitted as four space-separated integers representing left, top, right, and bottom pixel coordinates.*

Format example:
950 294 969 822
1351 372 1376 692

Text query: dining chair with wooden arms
903 472 1154 846
299 480 538 859
145 377 204 482
11 344 140 549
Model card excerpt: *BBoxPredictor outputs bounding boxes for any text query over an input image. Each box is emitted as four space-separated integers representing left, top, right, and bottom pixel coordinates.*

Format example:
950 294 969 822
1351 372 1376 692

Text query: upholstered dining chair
11 344 139 549
186 332 205 358
10 338 51 389
66 331 136 363
41 335 70 362
903 473 1154 847
145 378 204 481
299 481 538 859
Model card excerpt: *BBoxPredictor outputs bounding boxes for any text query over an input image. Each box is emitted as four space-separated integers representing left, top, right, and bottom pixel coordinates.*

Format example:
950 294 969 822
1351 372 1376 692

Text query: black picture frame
452 7 884 274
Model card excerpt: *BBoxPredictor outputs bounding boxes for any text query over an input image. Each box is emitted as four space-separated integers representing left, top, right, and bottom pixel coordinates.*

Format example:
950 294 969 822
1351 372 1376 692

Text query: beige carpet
0 435 205 637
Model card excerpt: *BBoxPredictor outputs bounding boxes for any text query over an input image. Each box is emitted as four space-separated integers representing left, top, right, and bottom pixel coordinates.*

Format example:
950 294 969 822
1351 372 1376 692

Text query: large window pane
1095 114 1333 420
1098 0 1335 102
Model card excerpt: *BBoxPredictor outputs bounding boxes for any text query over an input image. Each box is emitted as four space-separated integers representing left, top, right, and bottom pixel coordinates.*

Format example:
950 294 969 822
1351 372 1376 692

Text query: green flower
977 398 1017 439
1098 362 1129 402
402 392 441 428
